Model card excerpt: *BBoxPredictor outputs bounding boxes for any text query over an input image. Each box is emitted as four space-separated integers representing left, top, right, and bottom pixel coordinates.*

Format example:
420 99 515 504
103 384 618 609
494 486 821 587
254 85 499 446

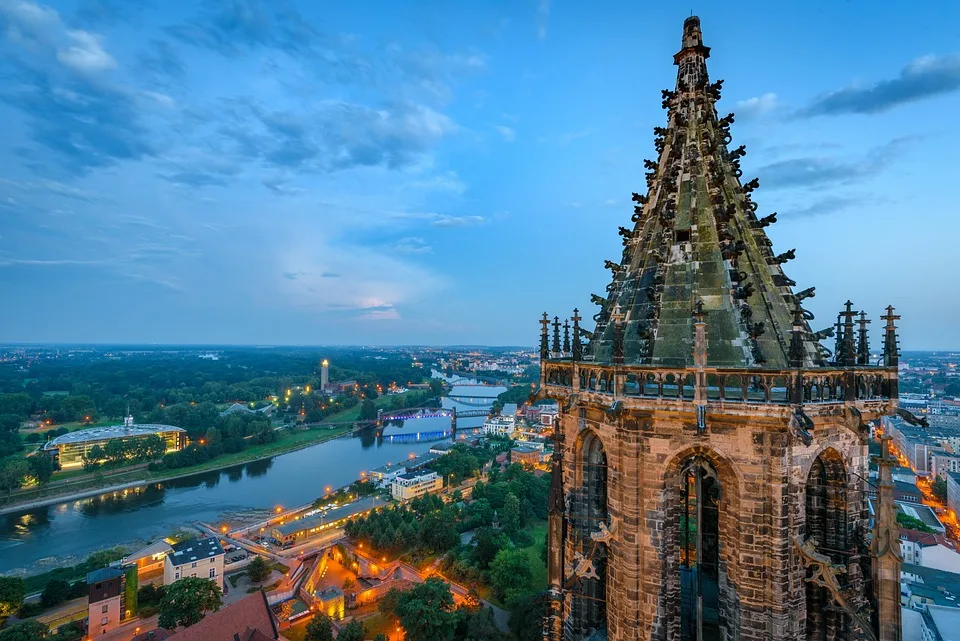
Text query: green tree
897 513 935 533
932 477 948 503
359 398 377 422
337 620 365 641
158 577 223 630
41 578 72 608
0 577 25 622
373 635 389 641
28 454 56 484
246 556 271 583
472 528 511 571
103 439 129 464
509 593 547 641
456 605 504 641
304 614 334 641
0 458 29 497
86 444 106 464
0 620 49 641
501 492 521 534
394 577 458 641
489 548 533 607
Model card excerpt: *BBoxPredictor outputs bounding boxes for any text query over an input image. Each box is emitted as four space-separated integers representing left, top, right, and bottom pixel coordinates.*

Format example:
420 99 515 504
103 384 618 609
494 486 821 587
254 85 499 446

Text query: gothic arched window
679 456 721 641
571 430 608 639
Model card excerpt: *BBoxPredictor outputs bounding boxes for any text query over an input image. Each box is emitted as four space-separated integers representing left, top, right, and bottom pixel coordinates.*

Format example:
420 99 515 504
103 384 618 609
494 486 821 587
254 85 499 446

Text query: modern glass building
43 419 186 468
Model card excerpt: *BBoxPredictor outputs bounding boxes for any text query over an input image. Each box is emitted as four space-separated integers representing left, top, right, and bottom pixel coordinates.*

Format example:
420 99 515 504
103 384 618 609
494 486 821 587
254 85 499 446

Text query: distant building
900 528 960 572
369 463 407 488
931 452 960 479
87 566 135 637
898 502 947 534
921 604 960 640
321 359 330 392
429 442 456 456
43 416 185 468
316 586 345 621
164 537 225 590
482 415 516 437
122 540 172 577
895 481 924 504
948 472 960 522
391 471 443 502
270 497 381 544
163 590 282 640
511 446 541 468
338 380 358 393
900 563 960 610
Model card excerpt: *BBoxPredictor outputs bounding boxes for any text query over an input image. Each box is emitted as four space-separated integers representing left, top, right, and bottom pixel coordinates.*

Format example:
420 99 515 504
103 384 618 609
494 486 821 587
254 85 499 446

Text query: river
0 378 505 575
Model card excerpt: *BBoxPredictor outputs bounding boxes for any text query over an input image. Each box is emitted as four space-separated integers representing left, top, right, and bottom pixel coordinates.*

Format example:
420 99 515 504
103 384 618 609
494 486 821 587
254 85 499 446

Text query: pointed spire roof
586 16 821 368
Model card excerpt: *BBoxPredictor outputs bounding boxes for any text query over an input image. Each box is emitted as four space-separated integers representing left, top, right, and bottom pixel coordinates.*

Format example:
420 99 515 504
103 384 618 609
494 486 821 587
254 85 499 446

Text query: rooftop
168 537 224 565
273 496 381 537
396 471 437 481
897 502 945 532
923 605 960 641
165 590 278 641
44 423 184 449
87 567 124 584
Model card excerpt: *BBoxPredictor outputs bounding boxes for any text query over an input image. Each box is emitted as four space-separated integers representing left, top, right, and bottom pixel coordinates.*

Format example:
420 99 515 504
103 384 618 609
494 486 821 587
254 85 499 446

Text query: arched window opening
571 431 608 640
805 452 850 640
679 457 721 641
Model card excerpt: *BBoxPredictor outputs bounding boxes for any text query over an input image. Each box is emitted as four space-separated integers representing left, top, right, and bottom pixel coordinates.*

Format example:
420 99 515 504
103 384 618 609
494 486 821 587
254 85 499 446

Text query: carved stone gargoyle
643 159 658 171
758 212 777 227
590 294 607 307
794 536 878 641
718 112 735 127
813 327 835 341
733 283 755 301
742 177 759 193
562 394 580 413
790 408 814 445
773 273 797 287
796 287 816 301
748 321 766 339
632 192 648 204
773 249 796 264
729 144 746 159
605 401 624 419
604 260 622 274
897 407 929 428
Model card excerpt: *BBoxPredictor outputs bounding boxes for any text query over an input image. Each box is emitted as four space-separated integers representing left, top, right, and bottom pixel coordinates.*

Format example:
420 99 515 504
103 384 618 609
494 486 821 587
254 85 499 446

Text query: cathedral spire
582 14 815 368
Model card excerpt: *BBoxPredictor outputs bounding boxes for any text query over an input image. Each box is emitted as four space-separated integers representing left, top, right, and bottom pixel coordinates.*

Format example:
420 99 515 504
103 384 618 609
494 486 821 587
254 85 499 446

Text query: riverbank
0 425 352 516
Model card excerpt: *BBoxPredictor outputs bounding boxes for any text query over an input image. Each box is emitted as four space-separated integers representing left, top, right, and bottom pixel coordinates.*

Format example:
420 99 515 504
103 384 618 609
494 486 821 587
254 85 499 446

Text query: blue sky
1 0 958 348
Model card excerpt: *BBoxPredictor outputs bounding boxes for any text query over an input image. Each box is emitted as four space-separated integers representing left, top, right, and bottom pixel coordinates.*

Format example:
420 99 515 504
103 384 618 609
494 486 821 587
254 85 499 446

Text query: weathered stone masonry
541 16 904 641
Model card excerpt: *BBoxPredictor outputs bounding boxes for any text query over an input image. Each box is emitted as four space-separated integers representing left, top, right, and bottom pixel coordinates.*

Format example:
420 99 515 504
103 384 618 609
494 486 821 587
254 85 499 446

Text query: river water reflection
0 380 504 574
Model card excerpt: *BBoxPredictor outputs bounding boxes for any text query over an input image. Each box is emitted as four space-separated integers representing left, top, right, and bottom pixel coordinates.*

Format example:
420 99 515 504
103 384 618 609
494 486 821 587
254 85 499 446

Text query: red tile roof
899 527 959 551
166 591 279 641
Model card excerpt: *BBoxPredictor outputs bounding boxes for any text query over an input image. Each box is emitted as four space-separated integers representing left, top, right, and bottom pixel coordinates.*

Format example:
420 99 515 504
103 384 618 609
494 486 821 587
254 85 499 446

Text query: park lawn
521 521 548 591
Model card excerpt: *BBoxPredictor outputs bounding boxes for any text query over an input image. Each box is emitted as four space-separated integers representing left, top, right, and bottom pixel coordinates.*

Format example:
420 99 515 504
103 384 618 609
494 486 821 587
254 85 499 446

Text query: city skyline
2 1 959 348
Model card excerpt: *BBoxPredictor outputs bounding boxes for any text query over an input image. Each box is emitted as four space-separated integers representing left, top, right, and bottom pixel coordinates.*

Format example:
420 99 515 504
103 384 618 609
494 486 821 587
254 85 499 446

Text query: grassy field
521 521 548 591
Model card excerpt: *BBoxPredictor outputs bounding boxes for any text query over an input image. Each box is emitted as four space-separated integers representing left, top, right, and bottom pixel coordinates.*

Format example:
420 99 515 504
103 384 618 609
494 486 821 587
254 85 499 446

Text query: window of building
210 558 215 563
101 617 108 626
191 562 197 568
209 568 216 578
679 457 721 641
175 572 180 580
102 604 108 614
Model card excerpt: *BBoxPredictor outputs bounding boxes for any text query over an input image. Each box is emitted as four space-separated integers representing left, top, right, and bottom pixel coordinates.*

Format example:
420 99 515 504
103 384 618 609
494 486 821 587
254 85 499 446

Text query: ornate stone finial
881 305 901 368
856 311 871 365
562 320 571 355
692 298 706 322
552 316 561 356
540 312 550 361
840 301 857 367
611 304 625 365
789 300 806 368
833 313 844 365
571 308 583 361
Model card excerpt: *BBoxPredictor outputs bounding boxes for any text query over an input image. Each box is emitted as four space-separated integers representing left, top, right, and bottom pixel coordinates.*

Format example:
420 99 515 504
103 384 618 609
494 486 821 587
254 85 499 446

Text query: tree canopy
158 577 223 630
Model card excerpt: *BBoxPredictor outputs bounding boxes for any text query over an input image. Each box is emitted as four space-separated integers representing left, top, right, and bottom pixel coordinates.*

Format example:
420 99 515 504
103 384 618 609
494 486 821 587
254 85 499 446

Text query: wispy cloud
536 0 550 40
797 54 960 117
391 237 432 254
780 196 861 218
494 125 515 142
757 137 915 190
735 93 779 120
391 212 487 228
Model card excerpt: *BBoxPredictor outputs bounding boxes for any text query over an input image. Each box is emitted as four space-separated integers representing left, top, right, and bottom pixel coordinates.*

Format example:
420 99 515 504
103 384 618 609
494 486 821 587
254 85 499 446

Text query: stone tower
540 17 903 641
